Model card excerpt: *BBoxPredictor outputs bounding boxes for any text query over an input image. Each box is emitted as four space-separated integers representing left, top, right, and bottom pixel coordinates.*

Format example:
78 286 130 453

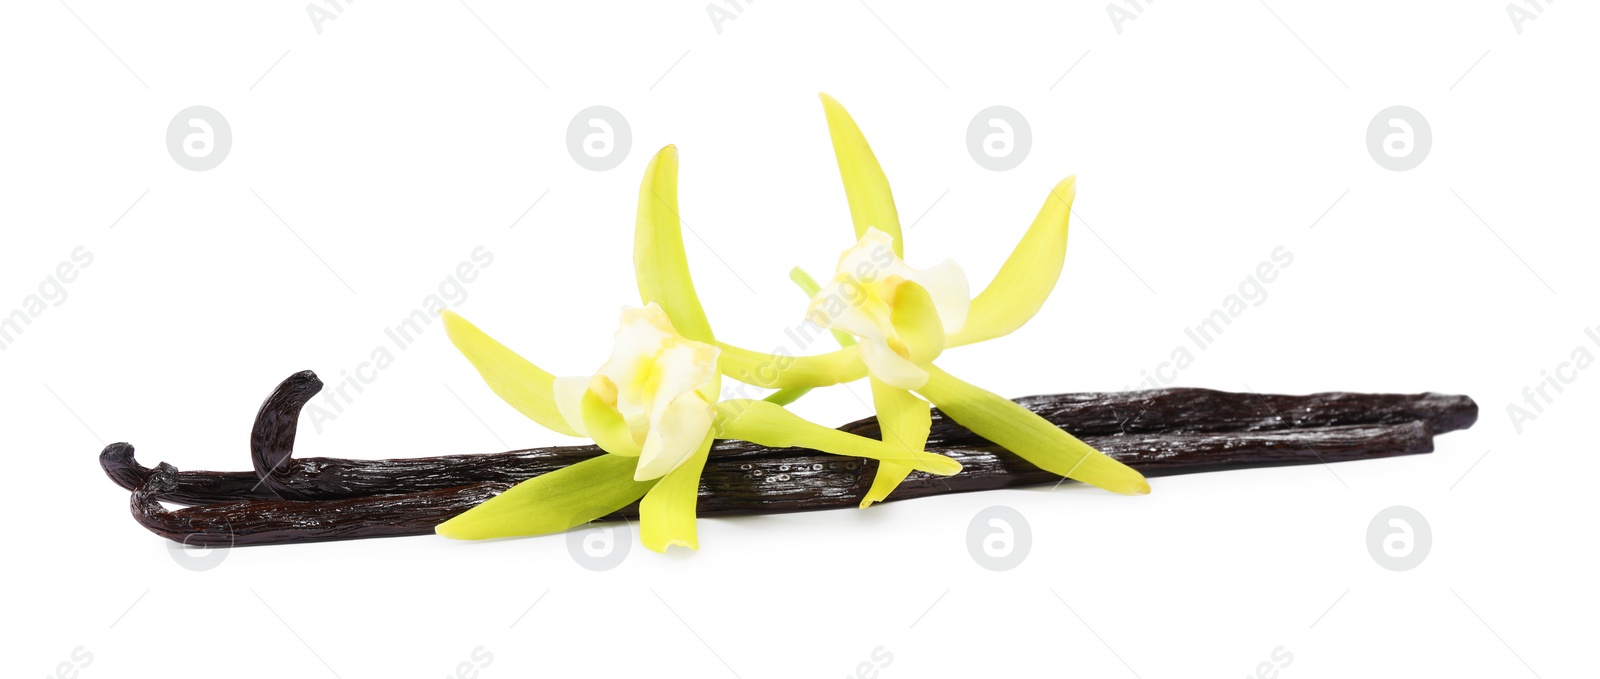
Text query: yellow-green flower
805 226 968 389
719 94 1150 505
551 304 720 482
435 145 962 551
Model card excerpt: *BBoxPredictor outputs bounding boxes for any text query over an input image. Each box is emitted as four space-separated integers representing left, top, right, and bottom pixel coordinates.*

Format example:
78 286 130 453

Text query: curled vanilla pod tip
103 442 276 504
248 370 603 501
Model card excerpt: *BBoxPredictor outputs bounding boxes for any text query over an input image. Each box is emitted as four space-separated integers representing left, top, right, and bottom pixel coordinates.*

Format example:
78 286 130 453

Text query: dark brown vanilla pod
106 433 589 505
702 421 1437 514
131 421 1433 546
108 370 1476 506
842 388 1478 444
133 462 511 547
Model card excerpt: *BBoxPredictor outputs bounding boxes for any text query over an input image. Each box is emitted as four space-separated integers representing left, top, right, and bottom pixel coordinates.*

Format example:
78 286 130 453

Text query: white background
3 1 1595 677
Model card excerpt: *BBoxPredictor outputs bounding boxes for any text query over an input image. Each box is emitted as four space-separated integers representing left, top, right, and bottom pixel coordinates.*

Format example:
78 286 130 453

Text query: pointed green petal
820 93 903 257
861 466 913 507
636 145 715 344
789 267 855 348
916 364 1149 495
948 176 1076 347
888 279 944 364
638 431 713 552
717 342 868 389
714 399 959 475
789 266 824 296
762 386 812 406
860 378 932 508
442 310 579 437
581 380 641 457
435 455 654 540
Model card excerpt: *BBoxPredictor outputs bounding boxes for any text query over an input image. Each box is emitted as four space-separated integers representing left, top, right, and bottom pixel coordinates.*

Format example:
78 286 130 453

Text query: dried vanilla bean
845 388 1476 443
131 421 1433 546
133 463 510 547
103 371 1475 506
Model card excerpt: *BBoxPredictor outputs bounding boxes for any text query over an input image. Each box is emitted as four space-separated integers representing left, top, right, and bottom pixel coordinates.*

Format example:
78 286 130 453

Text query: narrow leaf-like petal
888 279 944 364
580 379 641 457
949 176 1076 347
714 399 960 476
636 145 715 344
916 364 1150 495
638 431 714 552
762 386 811 406
442 311 579 437
820 93 903 257
859 379 932 508
717 342 867 389
435 455 654 540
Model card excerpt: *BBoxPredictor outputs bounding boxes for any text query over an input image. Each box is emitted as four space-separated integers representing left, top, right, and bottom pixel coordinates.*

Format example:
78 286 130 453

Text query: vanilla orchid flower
550 303 720 482
434 146 961 551
806 226 968 390
717 94 1150 505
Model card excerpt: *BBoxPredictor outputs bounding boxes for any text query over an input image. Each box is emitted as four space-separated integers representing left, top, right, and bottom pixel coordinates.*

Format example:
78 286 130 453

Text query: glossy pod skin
699 421 1436 515
130 421 1435 546
852 388 1477 442
102 370 1478 505
133 463 510 547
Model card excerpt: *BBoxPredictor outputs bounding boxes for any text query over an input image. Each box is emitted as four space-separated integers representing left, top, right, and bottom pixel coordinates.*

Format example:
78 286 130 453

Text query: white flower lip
556 303 720 481
804 227 970 389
